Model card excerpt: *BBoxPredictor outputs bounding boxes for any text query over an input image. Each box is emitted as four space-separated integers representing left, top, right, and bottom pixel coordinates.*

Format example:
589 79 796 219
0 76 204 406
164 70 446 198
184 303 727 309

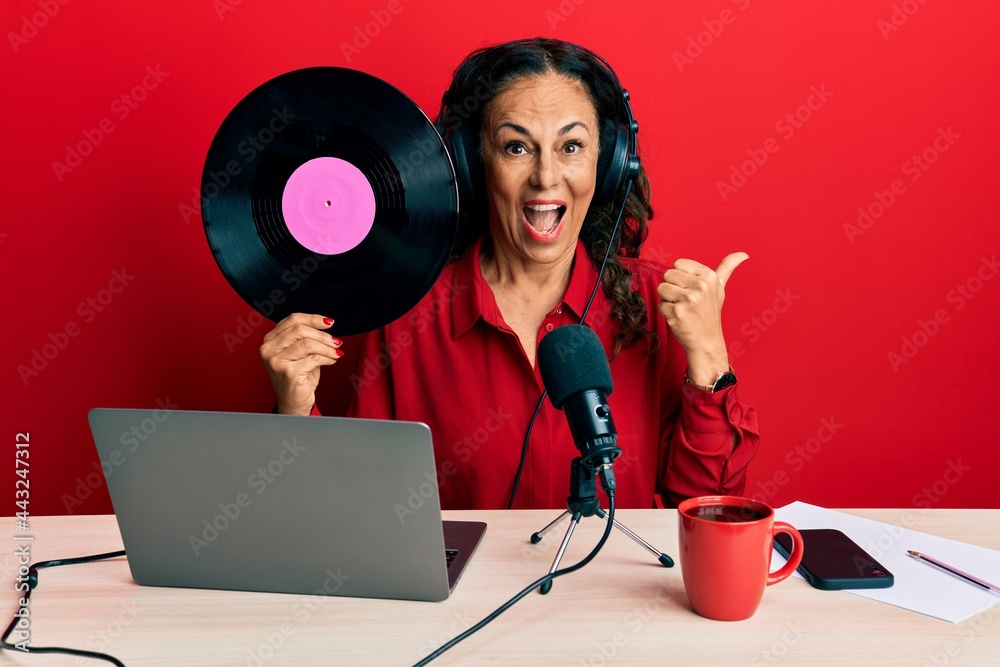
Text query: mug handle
767 522 804 585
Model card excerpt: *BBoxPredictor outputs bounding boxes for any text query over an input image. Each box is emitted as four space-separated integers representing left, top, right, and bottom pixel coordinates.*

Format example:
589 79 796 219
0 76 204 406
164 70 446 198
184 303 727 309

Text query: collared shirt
345 238 760 509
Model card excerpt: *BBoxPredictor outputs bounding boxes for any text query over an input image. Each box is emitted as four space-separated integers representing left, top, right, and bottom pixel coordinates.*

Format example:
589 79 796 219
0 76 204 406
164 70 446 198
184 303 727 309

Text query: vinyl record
201 67 459 336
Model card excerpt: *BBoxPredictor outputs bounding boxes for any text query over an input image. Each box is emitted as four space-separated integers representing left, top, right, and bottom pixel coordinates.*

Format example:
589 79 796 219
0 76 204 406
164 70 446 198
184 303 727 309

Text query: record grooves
202 67 459 335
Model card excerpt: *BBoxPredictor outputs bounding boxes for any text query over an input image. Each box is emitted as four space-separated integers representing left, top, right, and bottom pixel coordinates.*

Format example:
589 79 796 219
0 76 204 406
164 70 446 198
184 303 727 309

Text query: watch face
712 372 737 392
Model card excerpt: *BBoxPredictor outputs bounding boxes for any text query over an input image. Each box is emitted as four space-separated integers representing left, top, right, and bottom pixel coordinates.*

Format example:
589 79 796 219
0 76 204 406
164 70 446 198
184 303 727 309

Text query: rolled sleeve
659 381 761 507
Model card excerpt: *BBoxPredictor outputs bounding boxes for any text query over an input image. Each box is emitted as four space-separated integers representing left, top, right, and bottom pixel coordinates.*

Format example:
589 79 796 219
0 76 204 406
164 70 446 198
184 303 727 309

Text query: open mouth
522 203 566 238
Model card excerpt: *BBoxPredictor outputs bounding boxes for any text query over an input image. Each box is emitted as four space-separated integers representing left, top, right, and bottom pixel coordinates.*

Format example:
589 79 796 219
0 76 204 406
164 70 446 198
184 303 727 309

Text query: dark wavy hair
438 38 657 356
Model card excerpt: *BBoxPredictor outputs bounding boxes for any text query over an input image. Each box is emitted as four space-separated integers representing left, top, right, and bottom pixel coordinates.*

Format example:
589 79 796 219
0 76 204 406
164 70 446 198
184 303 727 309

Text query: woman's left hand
657 252 748 387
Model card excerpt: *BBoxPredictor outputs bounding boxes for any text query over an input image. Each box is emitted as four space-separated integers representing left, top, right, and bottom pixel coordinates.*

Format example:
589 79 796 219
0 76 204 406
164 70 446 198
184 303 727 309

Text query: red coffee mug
677 495 804 621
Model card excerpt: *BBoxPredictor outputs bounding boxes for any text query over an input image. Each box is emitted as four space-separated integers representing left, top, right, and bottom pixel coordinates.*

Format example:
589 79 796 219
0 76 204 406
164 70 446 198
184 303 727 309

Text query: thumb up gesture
657 252 748 387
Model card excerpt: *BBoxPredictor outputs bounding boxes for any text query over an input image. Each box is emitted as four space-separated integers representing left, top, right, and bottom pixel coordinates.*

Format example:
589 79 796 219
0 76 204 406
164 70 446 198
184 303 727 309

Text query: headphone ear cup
594 117 630 206
444 119 485 214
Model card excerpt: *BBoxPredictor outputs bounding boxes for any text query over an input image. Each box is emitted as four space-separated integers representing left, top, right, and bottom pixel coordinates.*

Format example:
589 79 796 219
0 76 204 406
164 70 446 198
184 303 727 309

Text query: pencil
907 550 1000 595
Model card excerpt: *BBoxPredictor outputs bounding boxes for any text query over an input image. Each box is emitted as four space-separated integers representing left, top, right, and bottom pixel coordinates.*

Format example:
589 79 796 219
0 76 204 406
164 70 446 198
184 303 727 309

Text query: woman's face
480 72 599 268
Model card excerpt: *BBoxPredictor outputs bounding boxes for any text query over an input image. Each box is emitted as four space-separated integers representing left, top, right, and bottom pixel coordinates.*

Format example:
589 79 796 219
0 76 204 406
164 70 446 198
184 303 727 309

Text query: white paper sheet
772 502 1000 623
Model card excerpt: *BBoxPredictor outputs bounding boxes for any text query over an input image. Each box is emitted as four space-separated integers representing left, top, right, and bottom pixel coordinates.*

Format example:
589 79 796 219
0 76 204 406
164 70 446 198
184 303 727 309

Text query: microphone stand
530 457 674 594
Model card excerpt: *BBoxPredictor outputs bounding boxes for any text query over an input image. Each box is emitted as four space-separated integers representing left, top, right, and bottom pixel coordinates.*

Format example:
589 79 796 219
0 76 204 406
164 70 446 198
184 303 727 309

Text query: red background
5 0 999 515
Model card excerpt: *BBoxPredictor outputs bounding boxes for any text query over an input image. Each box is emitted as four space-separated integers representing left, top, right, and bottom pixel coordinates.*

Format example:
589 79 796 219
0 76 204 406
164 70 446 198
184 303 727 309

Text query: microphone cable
505 179 634 509
1 549 128 666
415 491 616 666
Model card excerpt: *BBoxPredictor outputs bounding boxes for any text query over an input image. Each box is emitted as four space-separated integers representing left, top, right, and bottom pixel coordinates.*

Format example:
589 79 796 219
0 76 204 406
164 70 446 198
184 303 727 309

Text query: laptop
87 408 486 602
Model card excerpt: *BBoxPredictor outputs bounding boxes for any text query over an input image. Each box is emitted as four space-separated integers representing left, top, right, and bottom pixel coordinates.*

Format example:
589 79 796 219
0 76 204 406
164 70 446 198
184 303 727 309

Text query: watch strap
684 368 737 393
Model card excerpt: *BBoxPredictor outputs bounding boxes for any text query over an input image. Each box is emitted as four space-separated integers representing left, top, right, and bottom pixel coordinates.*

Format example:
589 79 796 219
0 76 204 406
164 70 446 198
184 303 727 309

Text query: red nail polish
331 337 343 346
322 318 334 326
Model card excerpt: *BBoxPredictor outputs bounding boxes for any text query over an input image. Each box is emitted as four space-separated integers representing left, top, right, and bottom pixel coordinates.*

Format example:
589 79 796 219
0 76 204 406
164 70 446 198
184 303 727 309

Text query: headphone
436 40 640 214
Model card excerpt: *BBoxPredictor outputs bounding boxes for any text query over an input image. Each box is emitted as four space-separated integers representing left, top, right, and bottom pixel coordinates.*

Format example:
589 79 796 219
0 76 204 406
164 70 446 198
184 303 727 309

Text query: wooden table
1 510 998 665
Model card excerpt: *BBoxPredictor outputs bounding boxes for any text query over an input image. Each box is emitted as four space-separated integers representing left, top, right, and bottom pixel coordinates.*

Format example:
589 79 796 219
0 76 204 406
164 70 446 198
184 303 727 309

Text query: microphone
537 324 621 494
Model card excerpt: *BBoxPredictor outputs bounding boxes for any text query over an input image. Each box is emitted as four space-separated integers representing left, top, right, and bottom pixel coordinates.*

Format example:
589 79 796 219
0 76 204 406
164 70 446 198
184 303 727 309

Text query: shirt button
555 308 562 315
545 323 554 332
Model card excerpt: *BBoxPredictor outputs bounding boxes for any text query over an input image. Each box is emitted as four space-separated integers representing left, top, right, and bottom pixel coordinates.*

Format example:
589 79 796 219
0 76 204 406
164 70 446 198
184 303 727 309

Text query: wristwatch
685 368 737 393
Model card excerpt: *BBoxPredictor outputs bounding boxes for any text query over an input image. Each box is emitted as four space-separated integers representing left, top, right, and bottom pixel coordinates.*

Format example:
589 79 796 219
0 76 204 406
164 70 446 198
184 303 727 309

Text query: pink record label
281 157 376 255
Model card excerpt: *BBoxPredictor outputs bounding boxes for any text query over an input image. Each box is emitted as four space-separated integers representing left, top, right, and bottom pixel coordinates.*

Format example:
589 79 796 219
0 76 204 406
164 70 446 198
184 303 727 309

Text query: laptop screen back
88 409 455 601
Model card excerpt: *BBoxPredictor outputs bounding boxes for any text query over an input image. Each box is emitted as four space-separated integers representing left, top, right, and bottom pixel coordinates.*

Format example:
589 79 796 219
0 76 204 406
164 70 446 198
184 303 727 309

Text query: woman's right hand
260 313 343 415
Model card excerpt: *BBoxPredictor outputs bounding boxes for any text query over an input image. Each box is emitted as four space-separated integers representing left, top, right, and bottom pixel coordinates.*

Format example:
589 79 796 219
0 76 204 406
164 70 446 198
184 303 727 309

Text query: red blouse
343 238 760 509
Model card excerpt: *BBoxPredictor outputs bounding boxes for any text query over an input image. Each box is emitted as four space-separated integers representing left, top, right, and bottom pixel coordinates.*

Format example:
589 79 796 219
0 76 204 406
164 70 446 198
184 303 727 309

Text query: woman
260 38 760 509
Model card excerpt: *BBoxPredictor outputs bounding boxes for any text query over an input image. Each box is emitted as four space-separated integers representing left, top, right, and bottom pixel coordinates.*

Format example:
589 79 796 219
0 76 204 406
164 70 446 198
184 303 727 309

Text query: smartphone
773 528 894 590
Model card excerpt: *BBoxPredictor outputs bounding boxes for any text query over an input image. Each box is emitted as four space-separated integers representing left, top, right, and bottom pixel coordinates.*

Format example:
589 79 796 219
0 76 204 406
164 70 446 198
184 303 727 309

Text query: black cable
506 389 547 509
580 180 635 325
505 179 635 509
414 492 617 666
1 550 128 666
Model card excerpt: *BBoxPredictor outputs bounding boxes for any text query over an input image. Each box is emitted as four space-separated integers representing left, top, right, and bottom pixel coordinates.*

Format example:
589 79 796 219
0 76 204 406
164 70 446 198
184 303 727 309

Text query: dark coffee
689 504 768 523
